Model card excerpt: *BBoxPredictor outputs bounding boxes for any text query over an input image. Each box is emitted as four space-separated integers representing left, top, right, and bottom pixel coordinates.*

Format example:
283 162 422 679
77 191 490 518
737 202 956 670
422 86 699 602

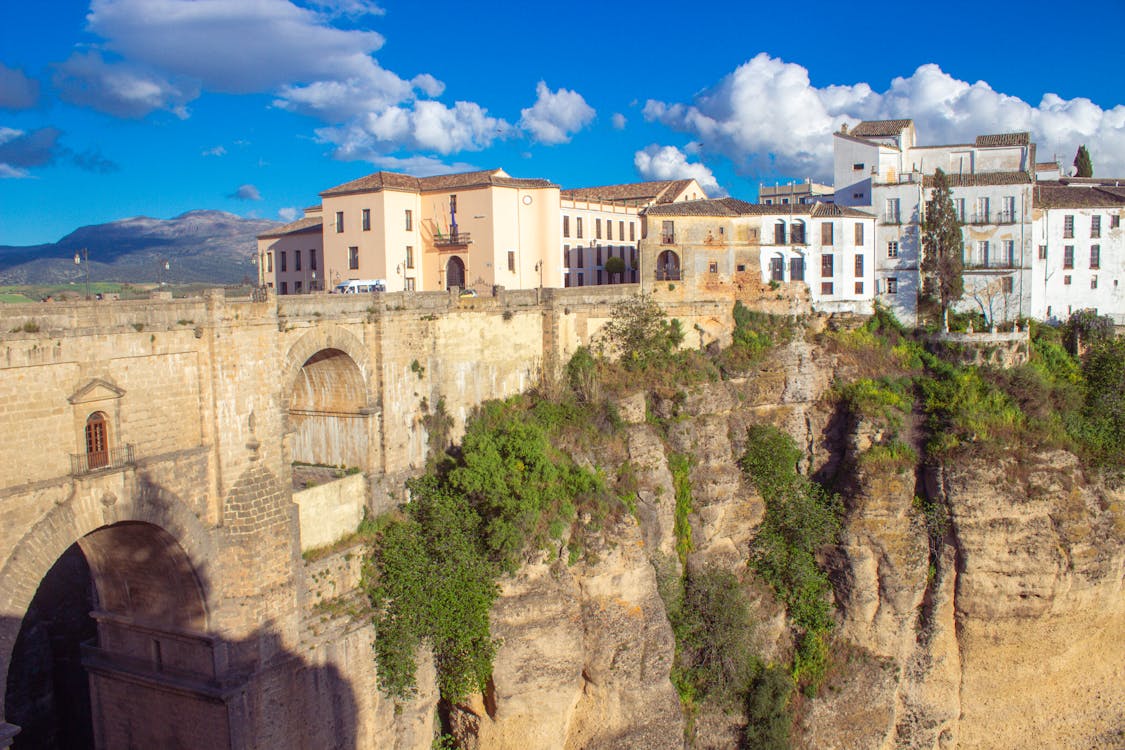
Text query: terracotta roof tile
850 119 913 137
257 216 322 239
562 179 695 205
922 171 1032 188
1033 185 1125 209
975 132 1030 147
642 198 873 219
321 168 555 197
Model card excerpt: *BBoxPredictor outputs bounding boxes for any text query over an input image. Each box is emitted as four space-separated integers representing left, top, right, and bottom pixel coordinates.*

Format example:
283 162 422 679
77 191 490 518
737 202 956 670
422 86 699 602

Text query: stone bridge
0 285 736 748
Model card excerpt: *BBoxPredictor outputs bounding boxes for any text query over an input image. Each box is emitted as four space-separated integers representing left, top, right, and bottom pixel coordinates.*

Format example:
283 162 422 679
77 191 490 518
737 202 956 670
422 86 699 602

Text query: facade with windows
255 207 324 295
559 179 706 287
759 179 834 206
833 120 1036 324
638 198 876 314
1030 183 1125 324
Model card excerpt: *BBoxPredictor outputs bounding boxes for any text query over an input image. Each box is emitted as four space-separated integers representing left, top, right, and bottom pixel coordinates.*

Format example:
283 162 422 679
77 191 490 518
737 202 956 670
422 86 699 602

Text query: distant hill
0 210 280 285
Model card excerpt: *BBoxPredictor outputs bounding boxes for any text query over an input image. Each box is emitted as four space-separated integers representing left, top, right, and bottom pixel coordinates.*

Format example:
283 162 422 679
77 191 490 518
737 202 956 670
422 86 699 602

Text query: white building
560 179 706 287
834 120 1036 325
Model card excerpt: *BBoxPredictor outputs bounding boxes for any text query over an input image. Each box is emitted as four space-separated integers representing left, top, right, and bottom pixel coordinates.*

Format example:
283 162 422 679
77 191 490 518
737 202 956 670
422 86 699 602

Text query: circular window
522 195 533 205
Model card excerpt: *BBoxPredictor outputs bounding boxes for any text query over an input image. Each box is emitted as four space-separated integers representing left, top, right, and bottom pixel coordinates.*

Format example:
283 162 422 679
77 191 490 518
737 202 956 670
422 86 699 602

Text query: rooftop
849 119 914 137
562 179 696 205
257 216 323 240
320 168 556 197
975 132 1031 147
922 171 1033 188
1033 185 1125 209
643 198 873 219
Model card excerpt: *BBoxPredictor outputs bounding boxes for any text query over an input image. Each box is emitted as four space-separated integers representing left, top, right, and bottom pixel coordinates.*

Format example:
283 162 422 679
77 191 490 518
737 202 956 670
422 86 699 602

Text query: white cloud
634 144 723 196
54 51 197 118
0 63 39 109
0 163 29 179
611 112 627 130
645 52 1125 179
230 184 262 201
519 81 595 145
306 0 384 17
278 206 299 221
203 145 227 156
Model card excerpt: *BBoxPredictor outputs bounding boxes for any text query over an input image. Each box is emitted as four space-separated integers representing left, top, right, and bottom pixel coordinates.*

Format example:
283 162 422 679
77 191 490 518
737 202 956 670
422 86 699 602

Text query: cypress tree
1074 145 1093 178
920 168 964 328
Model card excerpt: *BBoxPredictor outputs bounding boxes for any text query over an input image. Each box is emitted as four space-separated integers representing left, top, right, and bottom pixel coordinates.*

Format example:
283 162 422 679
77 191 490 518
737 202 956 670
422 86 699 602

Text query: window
267 252 273 272
662 220 675 244
280 281 288 294
774 223 786 245
854 222 864 245
886 277 898 295
737 264 746 272
1001 195 1016 222
405 210 413 231
564 272 571 288
821 254 834 277
629 222 635 241
404 277 415 291
1038 245 1047 260
887 241 899 258
563 245 570 267
405 246 414 269
348 246 359 270
577 272 584 286
974 197 990 223
854 254 864 276
821 282 834 295
853 162 865 171
954 198 965 222
507 250 515 273
790 258 804 281
1091 215 1101 238
362 208 370 231
853 192 864 200
309 249 317 271
1112 215 1120 229
821 222 834 245
85 412 109 470
295 250 302 271
575 249 584 268
1064 275 1072 285
1091 275 1098 289
563 215 570 237
606 220 613 241
336 211 344 233
1064 245 1074 269
280 251 287 272
294 280 302 293
782 198 790 205
791 222 805 244
576 217 583 238
1063 215 1074 238
596 246 602 266
977 240 990 266
1091 245 1101 269
619 221 625 241
596 218 602 239
855 282 864 295
708 261 718 274
1002 240 1014 266
884 198 900 224
1002 276 1013 294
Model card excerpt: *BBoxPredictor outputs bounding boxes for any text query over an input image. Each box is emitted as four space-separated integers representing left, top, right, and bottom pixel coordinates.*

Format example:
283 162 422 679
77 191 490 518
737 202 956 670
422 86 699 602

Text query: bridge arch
281 326 375 471
0 484 216 745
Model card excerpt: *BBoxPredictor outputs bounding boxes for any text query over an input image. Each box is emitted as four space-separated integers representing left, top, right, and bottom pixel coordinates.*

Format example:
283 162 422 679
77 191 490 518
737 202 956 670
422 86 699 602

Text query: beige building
640 198 876 314
256 206 323 294
316 169 561 293
560 179 707 287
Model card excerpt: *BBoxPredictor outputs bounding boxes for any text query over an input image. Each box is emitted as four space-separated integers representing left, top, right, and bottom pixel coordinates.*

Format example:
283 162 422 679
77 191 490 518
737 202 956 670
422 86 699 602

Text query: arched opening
656 250 680 281
445 256 466 290
84 412 108 470
289 348 369 471
5 522 207 749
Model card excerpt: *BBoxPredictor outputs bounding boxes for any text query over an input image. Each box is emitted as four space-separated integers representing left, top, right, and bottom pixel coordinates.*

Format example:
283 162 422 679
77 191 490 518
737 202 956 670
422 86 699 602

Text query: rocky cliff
445 333 1124 749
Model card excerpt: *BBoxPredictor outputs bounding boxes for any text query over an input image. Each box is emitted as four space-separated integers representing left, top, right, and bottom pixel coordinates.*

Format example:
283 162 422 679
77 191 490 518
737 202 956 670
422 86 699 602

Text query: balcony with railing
996 210 1017 224
654 269 681 281
71 444 135 476
968 213 992 225
434 231 472 248
881 213 902 225
661 233 675 244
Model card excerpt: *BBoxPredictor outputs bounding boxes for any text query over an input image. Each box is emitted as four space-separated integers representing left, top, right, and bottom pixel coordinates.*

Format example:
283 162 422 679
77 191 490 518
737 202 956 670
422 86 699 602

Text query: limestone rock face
456 517 683 750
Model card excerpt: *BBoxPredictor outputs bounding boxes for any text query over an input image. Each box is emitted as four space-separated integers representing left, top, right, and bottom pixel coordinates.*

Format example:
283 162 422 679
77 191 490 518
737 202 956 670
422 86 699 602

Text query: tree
1074 145 1094 178
597 294 684 371
920 168 965 329
604 255 626 283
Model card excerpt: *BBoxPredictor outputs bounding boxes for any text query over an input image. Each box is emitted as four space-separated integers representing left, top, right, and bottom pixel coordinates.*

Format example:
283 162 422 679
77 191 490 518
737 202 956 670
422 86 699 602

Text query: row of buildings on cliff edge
257 119 1125 325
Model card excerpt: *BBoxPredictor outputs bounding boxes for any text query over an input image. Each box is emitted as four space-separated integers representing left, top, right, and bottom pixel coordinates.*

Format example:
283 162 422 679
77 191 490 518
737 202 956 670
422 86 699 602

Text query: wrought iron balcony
71 444 135 475
434 232 472 248
655 269 681 281
996 210 1017 224
969 213 992 225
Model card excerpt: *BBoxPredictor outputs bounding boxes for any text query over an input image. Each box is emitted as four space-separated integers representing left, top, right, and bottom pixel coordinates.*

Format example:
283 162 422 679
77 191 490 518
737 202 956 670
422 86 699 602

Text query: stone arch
656 249 681 281
0 481 216 713
446 255 466 290
280 325 374 413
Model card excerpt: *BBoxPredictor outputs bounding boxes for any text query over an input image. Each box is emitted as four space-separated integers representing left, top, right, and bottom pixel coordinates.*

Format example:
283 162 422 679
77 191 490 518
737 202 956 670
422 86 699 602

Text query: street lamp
73 247 90 300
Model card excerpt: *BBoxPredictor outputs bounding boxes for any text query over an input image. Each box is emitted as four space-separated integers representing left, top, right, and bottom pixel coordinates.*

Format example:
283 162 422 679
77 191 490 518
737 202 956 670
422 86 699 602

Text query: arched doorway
289 348 369 470
5 522 208 749
656 250 680 281
445 256 466 290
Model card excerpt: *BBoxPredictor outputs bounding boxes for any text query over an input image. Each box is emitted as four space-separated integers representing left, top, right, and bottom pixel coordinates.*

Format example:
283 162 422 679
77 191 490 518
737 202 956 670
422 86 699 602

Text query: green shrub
668 453 695 566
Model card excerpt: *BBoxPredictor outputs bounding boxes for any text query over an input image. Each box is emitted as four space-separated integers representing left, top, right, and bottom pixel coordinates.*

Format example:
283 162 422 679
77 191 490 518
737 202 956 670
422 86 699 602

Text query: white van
334 279 386 294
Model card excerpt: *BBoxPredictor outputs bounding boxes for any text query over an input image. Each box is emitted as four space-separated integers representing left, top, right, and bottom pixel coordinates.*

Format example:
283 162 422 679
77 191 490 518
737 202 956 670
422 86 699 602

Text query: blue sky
2 0 1125 246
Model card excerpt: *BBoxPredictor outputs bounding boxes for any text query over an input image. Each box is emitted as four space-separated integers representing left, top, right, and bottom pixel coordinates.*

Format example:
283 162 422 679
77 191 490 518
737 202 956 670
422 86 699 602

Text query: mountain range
0 211 280 285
